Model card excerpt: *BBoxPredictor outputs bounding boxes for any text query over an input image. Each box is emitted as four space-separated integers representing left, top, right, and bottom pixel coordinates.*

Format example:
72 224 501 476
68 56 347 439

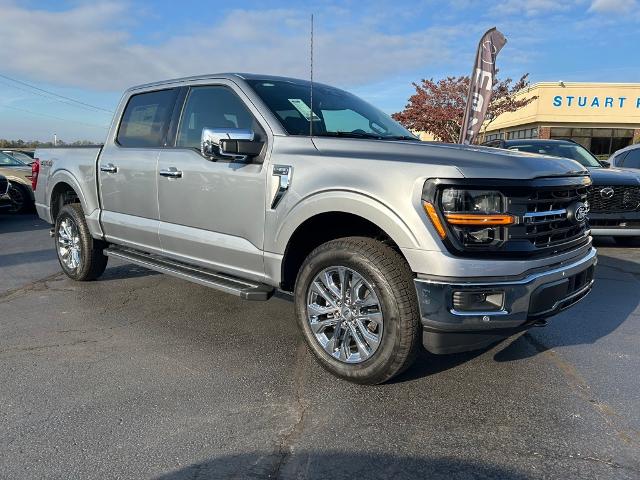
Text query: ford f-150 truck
34 73 597 384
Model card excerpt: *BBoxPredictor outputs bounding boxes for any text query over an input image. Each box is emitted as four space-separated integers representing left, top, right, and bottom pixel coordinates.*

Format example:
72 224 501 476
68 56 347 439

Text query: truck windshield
507 142 602 168
246 79 417 140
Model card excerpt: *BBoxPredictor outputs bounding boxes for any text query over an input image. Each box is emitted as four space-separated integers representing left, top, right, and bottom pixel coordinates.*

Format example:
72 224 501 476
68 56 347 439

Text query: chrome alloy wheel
306 266 383 364
57 217 82 270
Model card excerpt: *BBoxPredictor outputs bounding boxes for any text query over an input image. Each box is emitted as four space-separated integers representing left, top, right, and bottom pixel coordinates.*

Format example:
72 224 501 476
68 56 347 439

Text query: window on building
549 127 633 158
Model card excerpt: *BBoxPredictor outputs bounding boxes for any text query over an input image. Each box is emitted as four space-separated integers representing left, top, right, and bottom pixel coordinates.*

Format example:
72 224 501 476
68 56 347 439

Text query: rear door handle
159 167 183 178
100 163 118 173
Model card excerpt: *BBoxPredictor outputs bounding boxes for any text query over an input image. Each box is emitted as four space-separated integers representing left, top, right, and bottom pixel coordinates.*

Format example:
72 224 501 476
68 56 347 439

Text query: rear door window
117 89 179 147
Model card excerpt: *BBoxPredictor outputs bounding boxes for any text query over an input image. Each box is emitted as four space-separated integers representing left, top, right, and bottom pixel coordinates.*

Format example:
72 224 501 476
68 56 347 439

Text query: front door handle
100 163 118 173
159 167 183 179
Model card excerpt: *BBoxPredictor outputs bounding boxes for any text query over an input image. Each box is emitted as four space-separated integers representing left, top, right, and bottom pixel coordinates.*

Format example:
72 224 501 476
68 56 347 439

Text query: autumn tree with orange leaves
392 74 536 143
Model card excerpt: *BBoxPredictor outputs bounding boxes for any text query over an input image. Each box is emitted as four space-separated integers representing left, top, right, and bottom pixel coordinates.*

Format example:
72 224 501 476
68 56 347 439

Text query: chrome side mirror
201 127 256 161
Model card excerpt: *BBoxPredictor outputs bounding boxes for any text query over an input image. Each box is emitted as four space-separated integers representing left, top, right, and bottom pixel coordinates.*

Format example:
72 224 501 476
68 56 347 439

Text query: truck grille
587 185 640 213
508 184 590 252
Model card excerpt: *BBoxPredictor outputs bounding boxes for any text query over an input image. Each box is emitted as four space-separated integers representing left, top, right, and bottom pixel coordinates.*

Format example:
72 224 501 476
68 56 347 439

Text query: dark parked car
0 151 35 213
483 139 640 246
609 143 640 171
0 173 11 210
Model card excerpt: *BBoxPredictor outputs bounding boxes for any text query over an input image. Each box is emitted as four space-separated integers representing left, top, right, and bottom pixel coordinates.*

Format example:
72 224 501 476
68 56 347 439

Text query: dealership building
482 82 640 157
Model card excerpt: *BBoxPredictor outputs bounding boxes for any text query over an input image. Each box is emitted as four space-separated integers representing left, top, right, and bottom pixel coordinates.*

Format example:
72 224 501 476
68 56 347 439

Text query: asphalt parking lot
1 213 639 479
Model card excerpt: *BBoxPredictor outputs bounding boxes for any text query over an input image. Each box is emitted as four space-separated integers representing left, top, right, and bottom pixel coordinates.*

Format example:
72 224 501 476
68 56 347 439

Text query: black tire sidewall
294 241 409 383
8 184 28 213
54 204 100 280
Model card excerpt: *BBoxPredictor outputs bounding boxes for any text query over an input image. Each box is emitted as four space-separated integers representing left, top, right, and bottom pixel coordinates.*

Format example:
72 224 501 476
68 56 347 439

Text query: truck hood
311 138 588 180
587 166 640 186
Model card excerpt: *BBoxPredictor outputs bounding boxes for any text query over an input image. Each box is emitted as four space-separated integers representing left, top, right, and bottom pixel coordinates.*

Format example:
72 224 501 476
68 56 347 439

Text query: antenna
310 13 314 137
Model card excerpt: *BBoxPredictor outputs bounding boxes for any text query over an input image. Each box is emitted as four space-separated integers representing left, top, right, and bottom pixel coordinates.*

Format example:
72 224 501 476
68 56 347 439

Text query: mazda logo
566 201 589 225
600 187 615 199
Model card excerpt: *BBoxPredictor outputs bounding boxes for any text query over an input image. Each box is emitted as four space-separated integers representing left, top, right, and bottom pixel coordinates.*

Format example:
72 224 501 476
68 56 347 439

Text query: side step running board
104 246 274 301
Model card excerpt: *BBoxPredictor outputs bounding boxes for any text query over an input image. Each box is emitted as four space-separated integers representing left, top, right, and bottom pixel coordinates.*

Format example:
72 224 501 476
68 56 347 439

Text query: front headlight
423 188 515 248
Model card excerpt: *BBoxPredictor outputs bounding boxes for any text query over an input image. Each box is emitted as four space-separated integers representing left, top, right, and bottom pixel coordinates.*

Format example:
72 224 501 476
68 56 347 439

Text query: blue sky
0 0 638 142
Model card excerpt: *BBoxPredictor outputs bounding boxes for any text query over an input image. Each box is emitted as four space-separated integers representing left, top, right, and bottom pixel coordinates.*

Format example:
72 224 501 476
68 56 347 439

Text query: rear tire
54 203 108 281
294 237 420 384
614 236 640 247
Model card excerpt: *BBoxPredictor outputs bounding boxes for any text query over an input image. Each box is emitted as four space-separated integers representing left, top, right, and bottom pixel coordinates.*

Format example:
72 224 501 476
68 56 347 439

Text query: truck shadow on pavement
101 263 161 281
0 213 49 234
155 451 530 480
494 251 640 362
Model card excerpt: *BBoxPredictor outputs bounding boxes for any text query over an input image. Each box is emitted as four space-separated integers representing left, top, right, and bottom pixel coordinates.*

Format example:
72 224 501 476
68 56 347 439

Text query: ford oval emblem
600 187 615 199
567 201 589 225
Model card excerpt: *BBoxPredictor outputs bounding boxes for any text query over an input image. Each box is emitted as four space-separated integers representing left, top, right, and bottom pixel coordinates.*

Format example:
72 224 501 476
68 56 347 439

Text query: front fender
3 176 34 201
268 189 421 255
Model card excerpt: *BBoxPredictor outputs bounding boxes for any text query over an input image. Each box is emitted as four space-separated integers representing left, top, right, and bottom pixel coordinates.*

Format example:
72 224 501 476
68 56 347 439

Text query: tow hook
533 319 548 328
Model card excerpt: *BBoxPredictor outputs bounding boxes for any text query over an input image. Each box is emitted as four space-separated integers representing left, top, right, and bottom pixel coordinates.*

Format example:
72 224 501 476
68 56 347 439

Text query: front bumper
414 247 597 354
589 211 640 237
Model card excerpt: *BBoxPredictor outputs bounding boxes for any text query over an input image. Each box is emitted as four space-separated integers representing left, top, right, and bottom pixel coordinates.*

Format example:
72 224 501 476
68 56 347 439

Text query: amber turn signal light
444 213 515 226
423 202 447 239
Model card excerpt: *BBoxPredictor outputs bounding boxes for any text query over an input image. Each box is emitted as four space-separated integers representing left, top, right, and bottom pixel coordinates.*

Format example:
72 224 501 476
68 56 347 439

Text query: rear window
117 89 178 147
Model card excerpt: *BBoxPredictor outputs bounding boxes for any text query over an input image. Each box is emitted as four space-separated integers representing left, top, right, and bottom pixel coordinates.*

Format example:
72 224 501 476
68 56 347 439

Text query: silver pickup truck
34 73 597 384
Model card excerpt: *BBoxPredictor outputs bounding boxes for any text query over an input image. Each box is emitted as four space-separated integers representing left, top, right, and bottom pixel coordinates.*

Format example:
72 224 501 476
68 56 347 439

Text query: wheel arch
50 179 83 221
277 193 419 291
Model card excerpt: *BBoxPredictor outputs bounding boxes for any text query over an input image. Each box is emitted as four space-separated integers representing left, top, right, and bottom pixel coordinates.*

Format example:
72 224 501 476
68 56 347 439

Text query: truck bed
34 146 103 224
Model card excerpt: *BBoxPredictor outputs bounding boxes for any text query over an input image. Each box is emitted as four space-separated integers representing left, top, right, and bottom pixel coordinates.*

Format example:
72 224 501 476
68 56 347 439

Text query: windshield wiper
317 131 385 140
317 132 420 141
386 135 421 141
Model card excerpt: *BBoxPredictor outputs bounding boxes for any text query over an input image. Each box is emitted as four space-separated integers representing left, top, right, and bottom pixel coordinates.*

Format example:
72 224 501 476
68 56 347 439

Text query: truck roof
127 73 315 92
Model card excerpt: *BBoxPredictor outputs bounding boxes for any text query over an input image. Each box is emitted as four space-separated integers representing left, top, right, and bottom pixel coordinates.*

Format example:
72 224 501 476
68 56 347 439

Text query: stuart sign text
553 95 640 109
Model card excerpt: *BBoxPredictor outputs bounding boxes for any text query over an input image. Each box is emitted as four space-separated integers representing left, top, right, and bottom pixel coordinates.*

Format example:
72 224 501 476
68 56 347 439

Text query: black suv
483 139 640 246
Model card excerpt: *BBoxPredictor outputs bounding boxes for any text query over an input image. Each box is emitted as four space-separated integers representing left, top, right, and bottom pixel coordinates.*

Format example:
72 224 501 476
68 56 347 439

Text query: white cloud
589 0 638 12
492 0 579 16
0 1 459 92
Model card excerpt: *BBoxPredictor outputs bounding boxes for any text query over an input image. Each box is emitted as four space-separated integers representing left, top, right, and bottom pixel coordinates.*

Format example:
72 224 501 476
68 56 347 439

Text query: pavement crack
0 272 64 304
0 338 102 357
269 340 309 479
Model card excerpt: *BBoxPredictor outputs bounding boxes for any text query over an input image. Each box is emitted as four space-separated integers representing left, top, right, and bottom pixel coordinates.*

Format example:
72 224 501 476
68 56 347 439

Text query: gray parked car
34 73 597 384
609 143 640 170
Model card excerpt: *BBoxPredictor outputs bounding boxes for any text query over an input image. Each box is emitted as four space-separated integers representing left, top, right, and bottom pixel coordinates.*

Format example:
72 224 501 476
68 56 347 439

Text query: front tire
294 237 420 384
54 203 108 281
614 236 640 247
7 183 32 213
